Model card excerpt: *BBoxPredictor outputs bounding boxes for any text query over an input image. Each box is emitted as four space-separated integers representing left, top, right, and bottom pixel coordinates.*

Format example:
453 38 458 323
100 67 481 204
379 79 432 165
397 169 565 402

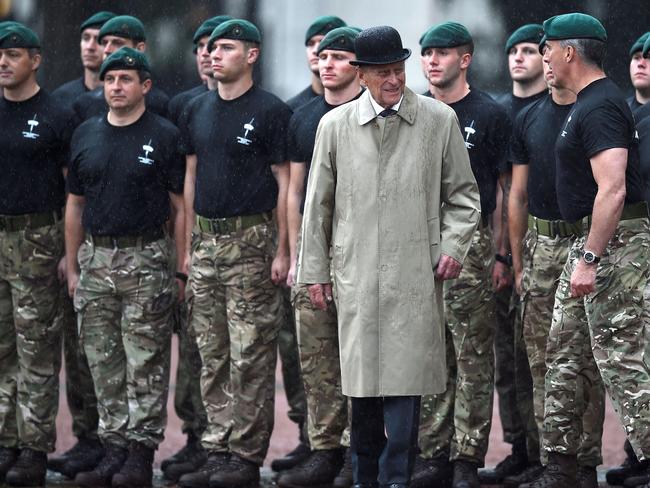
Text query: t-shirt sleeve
286 111 303 162
509 108 530 166
581 102 634 158
177 102 195 156
66 127 85 195
264 101 292 164
491 105 513 174
163 127 186 194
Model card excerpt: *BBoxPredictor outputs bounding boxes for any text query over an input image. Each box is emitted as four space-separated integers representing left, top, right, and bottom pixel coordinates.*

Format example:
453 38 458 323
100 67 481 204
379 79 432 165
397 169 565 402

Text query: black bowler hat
349 25 411 66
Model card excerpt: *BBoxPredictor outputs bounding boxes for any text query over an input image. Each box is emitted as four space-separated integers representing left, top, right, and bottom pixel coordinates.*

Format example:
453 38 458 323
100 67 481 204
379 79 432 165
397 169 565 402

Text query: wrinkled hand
286 259 297 288
492 261 513 292
308 283 333 310
570 260 597 298
272 254 290 285
67 269 80 298
435 254 462 281
57 257 67 284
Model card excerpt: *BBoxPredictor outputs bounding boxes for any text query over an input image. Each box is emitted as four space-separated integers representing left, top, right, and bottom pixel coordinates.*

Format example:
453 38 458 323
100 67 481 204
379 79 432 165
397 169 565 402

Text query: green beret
630 32 650 56
643 36 650 58
317 27 359 55
208 19 261 51
0 21 23 30
99 47 150 80
99 15 146 43
505 24 543 54
193 15 233 45
419 22 472 55
80 11 116 33
305 15 346 45
0 23 40 49
539 13 607 53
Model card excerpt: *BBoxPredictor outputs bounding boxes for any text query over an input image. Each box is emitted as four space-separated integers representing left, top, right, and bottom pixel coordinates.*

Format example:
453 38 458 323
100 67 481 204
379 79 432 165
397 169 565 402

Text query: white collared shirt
369 94 403 116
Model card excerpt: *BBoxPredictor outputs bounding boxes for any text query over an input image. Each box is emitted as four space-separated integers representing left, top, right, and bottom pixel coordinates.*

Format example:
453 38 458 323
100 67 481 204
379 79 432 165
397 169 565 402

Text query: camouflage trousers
521 229 603 466
0 223 62 452
493 286 538 460
172 299 207 439
278 286 308 442
53 289 99 440
293 283 349 450
189 222 281 465
542 218 650 460
74 237 175 449
419 226 496 464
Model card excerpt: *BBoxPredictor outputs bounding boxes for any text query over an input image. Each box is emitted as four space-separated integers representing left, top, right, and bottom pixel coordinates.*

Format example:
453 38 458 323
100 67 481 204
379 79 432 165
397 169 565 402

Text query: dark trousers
350 395 421 487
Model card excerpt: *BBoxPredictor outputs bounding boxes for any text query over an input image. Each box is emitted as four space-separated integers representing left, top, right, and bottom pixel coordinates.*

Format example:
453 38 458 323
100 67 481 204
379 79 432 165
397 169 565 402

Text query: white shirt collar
369 93 403 116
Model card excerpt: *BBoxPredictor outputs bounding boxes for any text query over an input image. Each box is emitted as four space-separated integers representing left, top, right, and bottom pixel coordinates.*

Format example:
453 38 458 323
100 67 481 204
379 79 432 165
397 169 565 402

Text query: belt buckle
111 237 119 248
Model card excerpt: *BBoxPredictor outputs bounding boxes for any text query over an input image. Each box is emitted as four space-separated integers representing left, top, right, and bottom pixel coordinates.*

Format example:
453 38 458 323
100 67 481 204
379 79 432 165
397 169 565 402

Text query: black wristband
495 253 512 267
175 272 188 283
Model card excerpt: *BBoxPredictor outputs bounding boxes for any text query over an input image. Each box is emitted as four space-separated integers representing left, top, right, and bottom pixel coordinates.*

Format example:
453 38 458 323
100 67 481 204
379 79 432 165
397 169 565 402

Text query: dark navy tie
378 108 397 117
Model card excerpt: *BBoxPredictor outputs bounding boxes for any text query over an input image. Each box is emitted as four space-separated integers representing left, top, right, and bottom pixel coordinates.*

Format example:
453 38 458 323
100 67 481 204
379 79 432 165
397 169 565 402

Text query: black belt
90 228 165 249
528 215 581 238
0 210 62 232
196 212 272 235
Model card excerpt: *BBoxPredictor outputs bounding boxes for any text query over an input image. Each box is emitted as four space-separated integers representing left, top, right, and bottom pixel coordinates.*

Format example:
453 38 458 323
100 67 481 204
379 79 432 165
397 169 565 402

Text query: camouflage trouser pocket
22 224 63 260
77 240 95 270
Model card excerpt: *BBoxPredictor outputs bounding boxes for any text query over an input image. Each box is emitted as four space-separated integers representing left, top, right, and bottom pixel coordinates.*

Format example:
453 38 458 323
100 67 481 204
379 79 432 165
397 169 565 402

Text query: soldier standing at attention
286 15 346 110
523 13 650 488
480 23 547 487
277 26 363 488
627 32 650 112
65 48 185 488
0 23 74 487
73 14 169 121
413 21 511 488
508 60 605 488
52 11 115 106
178 19 291 488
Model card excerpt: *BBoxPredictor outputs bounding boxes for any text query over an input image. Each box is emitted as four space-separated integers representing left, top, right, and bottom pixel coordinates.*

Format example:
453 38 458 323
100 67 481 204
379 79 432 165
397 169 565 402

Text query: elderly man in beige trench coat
297 25 481 488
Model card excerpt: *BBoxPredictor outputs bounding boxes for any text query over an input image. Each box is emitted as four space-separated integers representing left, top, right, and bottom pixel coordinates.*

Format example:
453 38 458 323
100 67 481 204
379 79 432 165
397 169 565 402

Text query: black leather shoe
504 462 544 487
0 447 18 483
277 448 345 487
178 452 230 488
453 460 480 488
5 448 47 487
411 454 453 488
74 444 128 487
271 442 311 472
209 454 260 488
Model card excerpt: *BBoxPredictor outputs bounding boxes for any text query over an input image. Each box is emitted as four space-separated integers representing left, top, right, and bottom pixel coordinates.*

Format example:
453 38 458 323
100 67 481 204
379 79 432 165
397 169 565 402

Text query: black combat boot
0 447 18 482
504 462 545 487
49 436 105 479
178 451 230 488
277 448 345 487
411 452 453 488
75 444 128 487
5 448 47 487
520 453 577 488
333 448 353 488
577 465 597 488
111 441 154 487
162 436 208 482
453 460 480 488
209 453 260 488
479 439 528 484
624 463 650 487
607 440 642 486
271 442 311 472
161 432 202 471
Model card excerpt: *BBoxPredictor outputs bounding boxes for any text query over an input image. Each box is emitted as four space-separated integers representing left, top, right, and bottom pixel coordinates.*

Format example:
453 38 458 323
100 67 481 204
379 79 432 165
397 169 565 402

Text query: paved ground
41 336 627 487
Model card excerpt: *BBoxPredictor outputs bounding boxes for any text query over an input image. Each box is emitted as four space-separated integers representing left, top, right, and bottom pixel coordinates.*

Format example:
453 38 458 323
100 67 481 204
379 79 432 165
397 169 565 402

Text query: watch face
584 251 595 263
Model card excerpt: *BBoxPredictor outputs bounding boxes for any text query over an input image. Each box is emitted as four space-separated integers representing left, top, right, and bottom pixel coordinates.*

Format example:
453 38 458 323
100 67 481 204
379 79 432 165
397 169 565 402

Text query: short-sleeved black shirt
287 90 363 213
635 103 650 207
0 89 74 215
67 110 185 236
73 85 170 121
627 94 643 113
287 85 318 111
179 85 292 218
510 94 572 220
555 78 644 221
425 89 512 215
167 84 207 126
52 77 89 109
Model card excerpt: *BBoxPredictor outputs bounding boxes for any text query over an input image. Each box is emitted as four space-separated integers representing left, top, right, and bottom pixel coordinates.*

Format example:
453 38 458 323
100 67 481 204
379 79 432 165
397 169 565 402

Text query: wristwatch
582 250 601 265
495 253 512 267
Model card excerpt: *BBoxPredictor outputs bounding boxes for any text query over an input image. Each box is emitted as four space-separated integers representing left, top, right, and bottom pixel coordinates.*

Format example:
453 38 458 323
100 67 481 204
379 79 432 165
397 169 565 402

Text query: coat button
380 264 388 272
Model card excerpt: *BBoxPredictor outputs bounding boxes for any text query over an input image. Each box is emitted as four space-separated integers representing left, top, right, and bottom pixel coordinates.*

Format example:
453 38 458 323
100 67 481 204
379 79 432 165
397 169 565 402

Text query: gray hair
559 38 606 69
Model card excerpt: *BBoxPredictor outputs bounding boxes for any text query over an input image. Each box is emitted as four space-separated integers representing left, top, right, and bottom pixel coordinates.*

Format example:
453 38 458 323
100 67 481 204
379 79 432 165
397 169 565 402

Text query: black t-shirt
73 85 170 121
555 78 644 221
67 110 185 236
0 89 74 215
425 89 511 215
52 77 89 109
636 104 650 207
287 90 363 213
627 94 643 113
510 94 572 220
287 85 318 111
179 85 292 218
167 84 207 126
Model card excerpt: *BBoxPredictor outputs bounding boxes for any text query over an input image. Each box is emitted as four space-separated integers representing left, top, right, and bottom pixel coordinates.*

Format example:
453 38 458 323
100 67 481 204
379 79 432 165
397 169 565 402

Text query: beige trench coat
297 87 480 397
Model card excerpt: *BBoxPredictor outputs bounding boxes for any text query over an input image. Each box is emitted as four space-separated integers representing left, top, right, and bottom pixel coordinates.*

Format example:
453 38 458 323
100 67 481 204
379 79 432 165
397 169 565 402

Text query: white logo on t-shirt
464 120 475 149
22 114 40 139
237 118 255 146
138 139 154 165
561 114 573 138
